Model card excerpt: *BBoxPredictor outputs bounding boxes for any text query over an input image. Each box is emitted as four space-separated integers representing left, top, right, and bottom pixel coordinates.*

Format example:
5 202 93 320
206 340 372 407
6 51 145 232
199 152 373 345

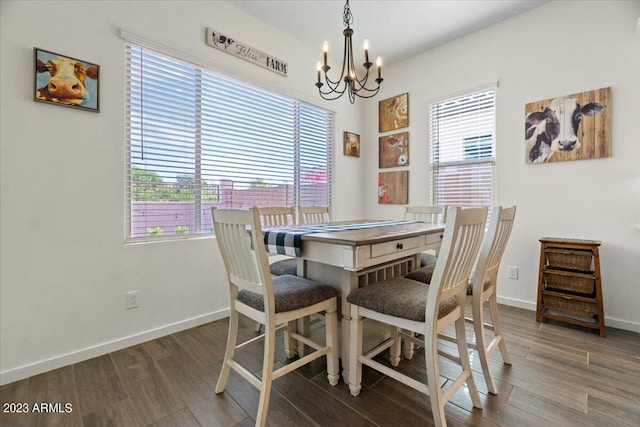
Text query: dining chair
255 206 298 334
406 206 517 395
406 205 447 266
405 205 447 224
298 205 332 342
465 205 517 394
212 207 339 427
299 205 331 224
347 207 487 427
257 206 298 276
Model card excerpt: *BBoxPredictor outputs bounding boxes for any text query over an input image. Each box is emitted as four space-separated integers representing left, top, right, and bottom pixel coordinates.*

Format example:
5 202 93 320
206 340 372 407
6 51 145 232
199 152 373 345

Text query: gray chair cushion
238 275 337 313
420 252 438 268
269 258 298 276
406 265 486 296
404 264 435 284
466 277 491 296
346 277 456 322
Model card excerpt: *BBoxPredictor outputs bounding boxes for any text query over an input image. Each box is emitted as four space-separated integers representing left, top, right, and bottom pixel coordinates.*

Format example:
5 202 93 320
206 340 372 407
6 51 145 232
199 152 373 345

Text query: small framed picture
378 171 408 204
379 132 409 168
343 131 360 157
34 47 100 112
379 92 408 132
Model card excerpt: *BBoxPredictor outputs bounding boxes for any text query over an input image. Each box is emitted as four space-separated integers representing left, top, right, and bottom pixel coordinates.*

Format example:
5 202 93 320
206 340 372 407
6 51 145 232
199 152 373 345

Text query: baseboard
497 296 640 333
0 308 230 386
496 295 536 311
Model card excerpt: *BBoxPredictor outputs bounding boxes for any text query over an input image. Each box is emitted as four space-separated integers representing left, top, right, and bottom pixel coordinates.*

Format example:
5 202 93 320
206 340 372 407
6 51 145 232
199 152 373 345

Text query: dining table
263 219 445 383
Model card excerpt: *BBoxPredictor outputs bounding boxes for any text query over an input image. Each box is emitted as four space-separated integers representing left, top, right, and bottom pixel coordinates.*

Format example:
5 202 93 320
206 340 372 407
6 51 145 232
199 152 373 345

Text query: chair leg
390 327 401 367
297 316 310 357
403 330 415 360
473 292 497 395
216 308 239 394
348 308 363 397
424 326 446 427
488 292 511 365
455 314 482 409
256 323 276 427
325 305 340 386
283 320 297 359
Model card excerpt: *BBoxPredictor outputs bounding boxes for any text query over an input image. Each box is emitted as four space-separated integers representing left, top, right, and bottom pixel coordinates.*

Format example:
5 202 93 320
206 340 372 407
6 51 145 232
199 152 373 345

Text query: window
429 87 496 208
126 43 333 241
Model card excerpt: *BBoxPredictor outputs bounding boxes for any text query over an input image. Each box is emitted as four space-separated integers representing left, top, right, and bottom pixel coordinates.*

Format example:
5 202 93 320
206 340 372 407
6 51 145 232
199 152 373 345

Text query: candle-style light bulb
376 57 382 79
323 41 329 67
316 61 322 83
363 39 370 63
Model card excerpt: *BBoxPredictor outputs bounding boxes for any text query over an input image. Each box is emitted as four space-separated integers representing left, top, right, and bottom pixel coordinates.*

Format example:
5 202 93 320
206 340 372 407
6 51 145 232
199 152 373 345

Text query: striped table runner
263 220 416 257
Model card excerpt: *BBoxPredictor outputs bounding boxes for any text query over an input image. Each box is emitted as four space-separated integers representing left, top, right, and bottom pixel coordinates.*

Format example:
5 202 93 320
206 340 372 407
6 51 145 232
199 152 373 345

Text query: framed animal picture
524 87 610 164
379 132 408 168
378 171 408 204
344 131 360 157
34 47 100 112
379 92 408 132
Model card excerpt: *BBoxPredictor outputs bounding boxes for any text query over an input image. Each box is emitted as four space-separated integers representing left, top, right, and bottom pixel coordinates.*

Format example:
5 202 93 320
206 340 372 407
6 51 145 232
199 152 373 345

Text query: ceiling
230 0 548 66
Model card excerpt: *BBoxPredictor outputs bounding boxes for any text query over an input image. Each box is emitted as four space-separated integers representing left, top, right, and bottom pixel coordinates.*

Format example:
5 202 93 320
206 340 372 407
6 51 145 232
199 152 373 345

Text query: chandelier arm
352 87 381 98
352 70 370 90
319 86 349 101
339 29 350 82
352 78 381 94
321 77 347 94
323 73 344 87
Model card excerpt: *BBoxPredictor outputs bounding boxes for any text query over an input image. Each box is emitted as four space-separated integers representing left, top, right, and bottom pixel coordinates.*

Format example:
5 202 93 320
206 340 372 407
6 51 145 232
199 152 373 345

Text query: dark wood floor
2 305 639 427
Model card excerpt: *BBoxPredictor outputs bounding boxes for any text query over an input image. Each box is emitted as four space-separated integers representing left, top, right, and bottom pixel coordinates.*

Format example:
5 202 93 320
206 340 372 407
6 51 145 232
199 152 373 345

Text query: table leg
303 260 357 385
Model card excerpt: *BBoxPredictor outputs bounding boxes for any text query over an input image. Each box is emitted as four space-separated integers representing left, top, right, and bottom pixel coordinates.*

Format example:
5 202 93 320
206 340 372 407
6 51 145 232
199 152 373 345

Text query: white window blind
429 87 496 208
126 43 334 241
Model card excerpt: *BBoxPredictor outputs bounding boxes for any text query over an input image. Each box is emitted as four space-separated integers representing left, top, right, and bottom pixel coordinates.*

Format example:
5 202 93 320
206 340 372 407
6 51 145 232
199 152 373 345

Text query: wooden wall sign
206 28 288 77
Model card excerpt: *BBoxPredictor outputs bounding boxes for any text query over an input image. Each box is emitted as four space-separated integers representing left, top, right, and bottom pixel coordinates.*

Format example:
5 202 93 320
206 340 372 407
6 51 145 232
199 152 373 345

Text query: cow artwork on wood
524 87 610 164
34 48 100 112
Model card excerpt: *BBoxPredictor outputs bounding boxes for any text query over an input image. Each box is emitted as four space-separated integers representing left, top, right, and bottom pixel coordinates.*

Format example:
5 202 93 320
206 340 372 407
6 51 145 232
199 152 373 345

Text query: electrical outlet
507 266 519 280
125 291 139 309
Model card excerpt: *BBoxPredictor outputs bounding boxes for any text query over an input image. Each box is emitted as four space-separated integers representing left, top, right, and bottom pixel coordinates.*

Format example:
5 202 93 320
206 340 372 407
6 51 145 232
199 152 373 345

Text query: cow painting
525 88 610 164
379 132 409 168
34 48 99 112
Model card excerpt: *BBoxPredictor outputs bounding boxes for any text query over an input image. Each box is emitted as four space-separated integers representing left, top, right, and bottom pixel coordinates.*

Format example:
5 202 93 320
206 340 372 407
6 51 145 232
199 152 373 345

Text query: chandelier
315 0 383 104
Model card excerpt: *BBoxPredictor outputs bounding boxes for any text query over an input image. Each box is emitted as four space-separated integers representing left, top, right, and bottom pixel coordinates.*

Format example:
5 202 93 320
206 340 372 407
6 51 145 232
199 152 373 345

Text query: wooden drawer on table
425 231 443 246
371 236 424 258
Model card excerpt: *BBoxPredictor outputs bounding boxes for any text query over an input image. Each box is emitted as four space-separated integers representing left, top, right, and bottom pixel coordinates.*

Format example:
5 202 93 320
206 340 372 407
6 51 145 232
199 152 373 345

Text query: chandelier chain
343 0 353 28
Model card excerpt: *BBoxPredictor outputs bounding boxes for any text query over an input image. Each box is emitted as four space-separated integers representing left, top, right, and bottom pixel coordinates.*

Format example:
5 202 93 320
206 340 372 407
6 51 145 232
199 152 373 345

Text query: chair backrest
212 207 273 301
256 206 295 228
471 206 517 289
406 205 447 224
300 205 331 224
428 207 488 309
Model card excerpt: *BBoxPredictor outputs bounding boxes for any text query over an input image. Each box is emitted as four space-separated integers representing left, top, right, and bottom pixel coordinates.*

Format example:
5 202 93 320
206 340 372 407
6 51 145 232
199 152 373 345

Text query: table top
301 220 444 246
539 237 601 246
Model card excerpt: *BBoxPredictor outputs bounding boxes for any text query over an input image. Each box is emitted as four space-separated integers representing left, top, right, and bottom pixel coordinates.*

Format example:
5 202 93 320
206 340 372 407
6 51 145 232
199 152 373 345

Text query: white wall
362 1 640 331
0 0 363 385
2 0 639 386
